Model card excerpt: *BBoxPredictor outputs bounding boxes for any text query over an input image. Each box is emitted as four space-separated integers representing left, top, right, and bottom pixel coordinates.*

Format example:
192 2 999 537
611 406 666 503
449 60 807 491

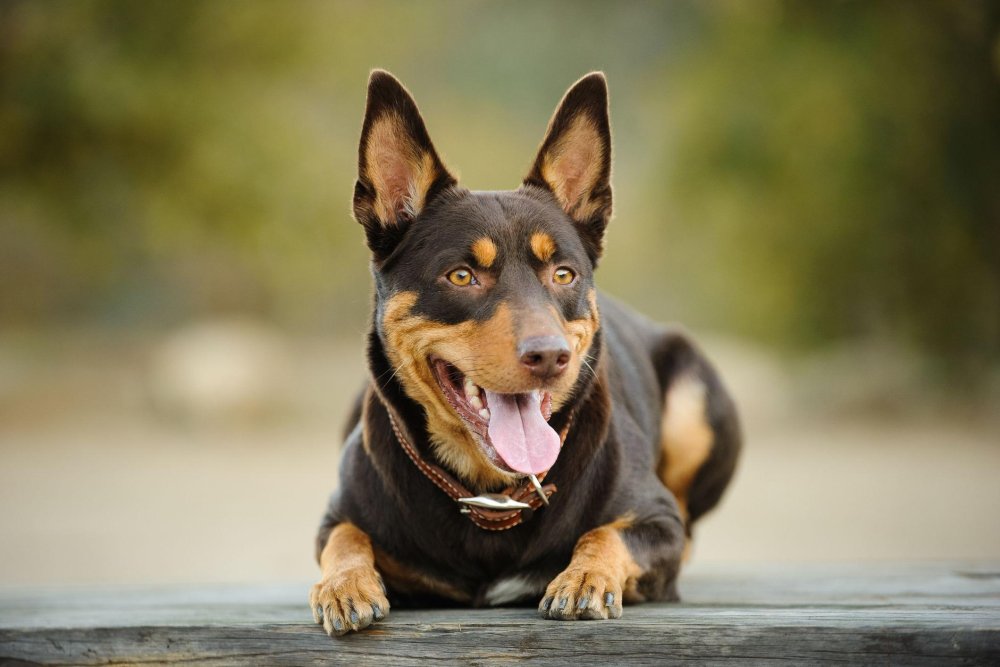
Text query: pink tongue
484 390 560 475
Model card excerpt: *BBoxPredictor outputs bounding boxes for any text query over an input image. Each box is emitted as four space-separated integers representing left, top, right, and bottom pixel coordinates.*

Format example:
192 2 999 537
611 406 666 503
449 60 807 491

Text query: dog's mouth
430 358 560 476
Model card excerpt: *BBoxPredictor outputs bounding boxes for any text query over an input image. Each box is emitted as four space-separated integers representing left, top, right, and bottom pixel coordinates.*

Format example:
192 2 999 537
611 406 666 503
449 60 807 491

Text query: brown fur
540 514 642 620
530 231 557 263
380 291 594 489
538 115 607 221
363 113 439 223
564 289 600 356
658 374 714 524
471 237 498 268
310 522 390 635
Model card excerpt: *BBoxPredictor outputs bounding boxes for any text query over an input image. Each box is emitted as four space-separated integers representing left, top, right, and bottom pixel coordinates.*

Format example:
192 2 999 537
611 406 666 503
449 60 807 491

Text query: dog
310 70 741 636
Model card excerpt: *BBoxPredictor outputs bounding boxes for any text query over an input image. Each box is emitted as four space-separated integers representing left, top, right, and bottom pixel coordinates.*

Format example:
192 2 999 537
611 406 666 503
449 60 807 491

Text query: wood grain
2 563 998 665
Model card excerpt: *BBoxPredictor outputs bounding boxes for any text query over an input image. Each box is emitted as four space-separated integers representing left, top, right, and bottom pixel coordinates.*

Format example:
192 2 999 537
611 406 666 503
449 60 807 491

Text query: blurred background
1 0 998 587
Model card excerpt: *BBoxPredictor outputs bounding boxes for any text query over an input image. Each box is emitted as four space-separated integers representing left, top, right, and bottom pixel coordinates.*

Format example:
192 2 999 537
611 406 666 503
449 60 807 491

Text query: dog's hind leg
652 331 741 558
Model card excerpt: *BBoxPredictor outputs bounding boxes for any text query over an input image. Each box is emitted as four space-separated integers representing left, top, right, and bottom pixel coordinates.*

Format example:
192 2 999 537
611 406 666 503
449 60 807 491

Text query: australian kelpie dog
310 71 741 636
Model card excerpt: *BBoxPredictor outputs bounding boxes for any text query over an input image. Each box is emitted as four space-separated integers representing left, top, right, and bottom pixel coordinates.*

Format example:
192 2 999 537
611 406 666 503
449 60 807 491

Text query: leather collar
379 393 573 531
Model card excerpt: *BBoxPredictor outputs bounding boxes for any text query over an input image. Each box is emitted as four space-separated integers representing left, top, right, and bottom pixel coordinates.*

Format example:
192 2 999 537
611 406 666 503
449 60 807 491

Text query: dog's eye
553 267 576 286
446 268 476 287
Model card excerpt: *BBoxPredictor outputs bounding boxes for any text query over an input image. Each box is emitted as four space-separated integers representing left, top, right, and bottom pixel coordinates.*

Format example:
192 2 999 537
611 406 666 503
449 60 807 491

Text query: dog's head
355 71 611 489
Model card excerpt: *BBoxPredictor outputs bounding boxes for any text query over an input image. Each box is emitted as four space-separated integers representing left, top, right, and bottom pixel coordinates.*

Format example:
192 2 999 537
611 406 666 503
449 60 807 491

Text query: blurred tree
0 0 996 383
646 0 1000 381
0 0 377 328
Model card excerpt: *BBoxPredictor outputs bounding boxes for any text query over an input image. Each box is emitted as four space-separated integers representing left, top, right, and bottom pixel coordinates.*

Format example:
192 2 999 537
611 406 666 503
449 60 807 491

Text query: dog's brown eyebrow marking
471 237 497 267
530 232 556 262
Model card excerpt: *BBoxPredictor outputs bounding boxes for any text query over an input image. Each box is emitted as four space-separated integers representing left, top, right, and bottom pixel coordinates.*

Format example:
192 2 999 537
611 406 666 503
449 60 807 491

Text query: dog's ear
524 72 612 262
353 70 456 261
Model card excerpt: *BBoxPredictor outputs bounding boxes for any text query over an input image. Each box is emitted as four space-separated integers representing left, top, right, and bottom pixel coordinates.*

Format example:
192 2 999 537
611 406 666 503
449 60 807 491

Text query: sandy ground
1 329 998 587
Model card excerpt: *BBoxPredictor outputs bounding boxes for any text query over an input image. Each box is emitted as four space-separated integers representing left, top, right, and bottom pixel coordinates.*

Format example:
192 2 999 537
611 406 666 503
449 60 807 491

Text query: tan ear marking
530 232 557 262
364 113 438 223
539 116 605 216
471 238 498 268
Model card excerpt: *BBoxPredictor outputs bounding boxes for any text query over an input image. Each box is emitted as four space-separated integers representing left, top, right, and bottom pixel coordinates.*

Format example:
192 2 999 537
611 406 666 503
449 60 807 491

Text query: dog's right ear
353 70 456 261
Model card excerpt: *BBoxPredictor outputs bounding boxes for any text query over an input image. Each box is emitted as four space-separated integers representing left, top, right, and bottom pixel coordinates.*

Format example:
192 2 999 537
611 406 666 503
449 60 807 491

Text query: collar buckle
457 494 532 511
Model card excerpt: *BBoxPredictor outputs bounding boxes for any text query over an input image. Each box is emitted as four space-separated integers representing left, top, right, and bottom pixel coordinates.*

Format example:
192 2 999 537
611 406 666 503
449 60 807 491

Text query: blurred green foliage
1 1 998 379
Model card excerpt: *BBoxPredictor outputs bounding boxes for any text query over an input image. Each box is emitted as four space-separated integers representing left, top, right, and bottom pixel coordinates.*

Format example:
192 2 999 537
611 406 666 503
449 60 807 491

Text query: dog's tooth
470 395 483 410
479 408 490 420
463 377 479 397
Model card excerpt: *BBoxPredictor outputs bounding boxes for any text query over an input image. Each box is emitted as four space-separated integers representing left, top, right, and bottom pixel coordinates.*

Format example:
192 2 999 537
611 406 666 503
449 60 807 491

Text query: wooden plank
1 563 998 665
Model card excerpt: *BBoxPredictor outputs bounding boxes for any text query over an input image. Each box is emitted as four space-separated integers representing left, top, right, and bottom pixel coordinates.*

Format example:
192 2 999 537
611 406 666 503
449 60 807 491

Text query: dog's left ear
524 72 612 261
353 70 456 261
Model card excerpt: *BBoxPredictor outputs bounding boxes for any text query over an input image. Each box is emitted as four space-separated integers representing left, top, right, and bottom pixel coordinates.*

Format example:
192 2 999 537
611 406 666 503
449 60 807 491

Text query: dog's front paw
309 566 390 636
538 568 623 620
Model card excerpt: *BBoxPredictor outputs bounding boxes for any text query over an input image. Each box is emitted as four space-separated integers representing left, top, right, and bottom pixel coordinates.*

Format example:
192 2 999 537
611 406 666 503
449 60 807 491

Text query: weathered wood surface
1 563 998 665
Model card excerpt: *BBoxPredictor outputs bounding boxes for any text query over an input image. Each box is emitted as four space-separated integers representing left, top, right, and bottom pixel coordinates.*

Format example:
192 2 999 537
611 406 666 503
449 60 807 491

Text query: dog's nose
518 336 571 379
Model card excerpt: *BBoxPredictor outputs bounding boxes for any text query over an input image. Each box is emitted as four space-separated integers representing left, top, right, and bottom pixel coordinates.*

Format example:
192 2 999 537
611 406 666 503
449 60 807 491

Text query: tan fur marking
540 115 605 218
375 549 472 602
318 523 377 580
471 237 498 268
365 113 437 223
658 374 714 525
541 515 643 619
530 232 557 262
310 522 390 634
562 289 600 366
380 290 595 490
569 520 642 600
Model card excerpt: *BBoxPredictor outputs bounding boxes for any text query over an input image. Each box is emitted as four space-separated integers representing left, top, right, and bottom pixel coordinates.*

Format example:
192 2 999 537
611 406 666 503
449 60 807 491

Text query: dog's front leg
309 522 390 636
539 513 682 620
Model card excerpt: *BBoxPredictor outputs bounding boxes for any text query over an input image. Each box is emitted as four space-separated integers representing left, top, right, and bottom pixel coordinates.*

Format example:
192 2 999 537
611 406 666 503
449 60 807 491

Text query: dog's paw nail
314 605 323 621
577 597 589 609
372 603 384 620
349 609 360 625
604 592 614 607
558 597 568 610
333 618 344 632
541 596 554 611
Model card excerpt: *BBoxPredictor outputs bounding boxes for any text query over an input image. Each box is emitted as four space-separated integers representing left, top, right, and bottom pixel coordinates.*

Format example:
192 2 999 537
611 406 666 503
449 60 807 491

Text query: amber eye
553 267 576 285
447 268 476 286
